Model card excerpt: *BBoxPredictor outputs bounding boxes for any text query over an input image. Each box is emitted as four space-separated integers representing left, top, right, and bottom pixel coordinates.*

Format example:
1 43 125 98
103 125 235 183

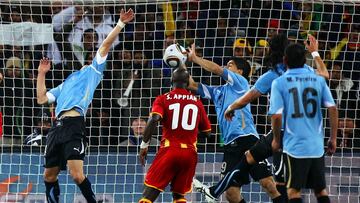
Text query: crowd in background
0 1 359 150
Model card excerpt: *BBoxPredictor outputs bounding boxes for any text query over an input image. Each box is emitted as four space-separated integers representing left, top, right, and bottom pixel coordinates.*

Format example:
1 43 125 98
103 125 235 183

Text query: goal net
0 0 359 202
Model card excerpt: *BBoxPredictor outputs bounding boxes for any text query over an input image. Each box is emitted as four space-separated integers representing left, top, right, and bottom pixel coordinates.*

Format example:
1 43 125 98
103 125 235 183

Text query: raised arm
37 58 51 105
304 34 329 79
180 64 199 92
187 43 224 76
98 8 134 57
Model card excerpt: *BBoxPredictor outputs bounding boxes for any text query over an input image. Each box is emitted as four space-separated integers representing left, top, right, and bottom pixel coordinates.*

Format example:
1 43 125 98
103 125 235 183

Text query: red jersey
151 88 211 149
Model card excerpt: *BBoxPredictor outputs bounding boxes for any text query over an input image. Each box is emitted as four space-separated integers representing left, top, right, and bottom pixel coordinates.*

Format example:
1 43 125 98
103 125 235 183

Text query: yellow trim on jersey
201 128 212 132
139 198 153 203
180 143 188 148
286 154 292 188
173 198 187 203
164 139 170 147
144 182 164 192
150 112 163 118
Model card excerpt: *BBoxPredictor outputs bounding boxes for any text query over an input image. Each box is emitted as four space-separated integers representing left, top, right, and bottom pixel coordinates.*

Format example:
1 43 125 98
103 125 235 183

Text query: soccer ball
163 44 187 68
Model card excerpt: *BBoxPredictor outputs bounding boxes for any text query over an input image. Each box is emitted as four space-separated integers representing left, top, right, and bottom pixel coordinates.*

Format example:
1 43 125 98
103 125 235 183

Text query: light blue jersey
47 52 107 118
253 63 314 95
268 67 335 158
197 68 258 145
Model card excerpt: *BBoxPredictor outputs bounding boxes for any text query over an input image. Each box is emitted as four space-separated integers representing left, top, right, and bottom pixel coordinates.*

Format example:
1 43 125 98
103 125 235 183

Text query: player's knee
43 169 59 182
245 150 256 165
138 198 153 203
225 187 241 202
69 171 85 184
173 198 186 203
314 188 328 197
287 188 301 199
259 177 278 197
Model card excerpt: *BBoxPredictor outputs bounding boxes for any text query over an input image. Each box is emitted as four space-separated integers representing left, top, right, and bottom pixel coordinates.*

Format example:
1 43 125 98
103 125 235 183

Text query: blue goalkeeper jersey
268 66 335 158
197 68 258 145
47 52 107 118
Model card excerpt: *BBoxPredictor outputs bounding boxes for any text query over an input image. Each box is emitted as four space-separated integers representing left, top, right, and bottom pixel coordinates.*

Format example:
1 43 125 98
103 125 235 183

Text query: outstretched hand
187 43 198 63
304 34 319 53
120 8 134 24
224 106 235 121
38 57 51 74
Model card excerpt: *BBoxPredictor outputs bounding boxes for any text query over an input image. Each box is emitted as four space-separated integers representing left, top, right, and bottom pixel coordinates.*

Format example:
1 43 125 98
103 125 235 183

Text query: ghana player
138 68 212 203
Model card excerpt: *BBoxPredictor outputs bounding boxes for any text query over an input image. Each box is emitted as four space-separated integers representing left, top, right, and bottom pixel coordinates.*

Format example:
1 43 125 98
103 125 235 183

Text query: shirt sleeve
220 68 248 91
90 51 108 74
47 83 63 104
253 71 275 94
268 79 284 115
151 96 165 118
198 100 212 132
197 83 215 100
321 78 336 107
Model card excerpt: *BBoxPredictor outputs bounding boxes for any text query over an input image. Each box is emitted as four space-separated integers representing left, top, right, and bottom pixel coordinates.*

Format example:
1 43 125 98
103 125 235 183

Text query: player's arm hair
98 25 123 58
229 89 262 110
180 64 199 91
271 114 282 143
328 106 338 142
142 114 162 143
314 56 329 79
188 75 199 92
36 71 48 105
193 57 224 76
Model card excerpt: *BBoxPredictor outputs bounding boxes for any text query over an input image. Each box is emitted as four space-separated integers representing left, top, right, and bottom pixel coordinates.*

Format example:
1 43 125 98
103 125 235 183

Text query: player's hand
326 139 337 155
120 8 134 24
187 43 198 62
304 34 318 53
271 139 281 153
139 147 148 166
224 106 235 121
38 57 51 74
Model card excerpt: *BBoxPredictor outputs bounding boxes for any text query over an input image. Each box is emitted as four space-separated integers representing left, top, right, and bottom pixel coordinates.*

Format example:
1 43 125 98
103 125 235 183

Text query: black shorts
221 135 272 187
44 117 87 170
249 131 286 183
284 154 326 191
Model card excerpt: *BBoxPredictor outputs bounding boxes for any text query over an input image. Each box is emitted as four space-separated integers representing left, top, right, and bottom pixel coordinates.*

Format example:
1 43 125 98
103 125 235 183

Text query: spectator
23 109 52 146
1 57 28 144
233 38 252 59
328 62 357 149
120 118 160 146
251 39 269 76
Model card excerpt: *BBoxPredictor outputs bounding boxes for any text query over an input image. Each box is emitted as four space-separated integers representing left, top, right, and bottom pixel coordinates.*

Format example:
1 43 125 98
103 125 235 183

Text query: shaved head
172 68 189 89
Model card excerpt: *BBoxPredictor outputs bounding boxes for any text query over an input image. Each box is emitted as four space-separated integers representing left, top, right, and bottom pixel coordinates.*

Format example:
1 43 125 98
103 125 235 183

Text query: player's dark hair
285 43 306 69
230 56 251 81
172 67 189 88
264 33 289 68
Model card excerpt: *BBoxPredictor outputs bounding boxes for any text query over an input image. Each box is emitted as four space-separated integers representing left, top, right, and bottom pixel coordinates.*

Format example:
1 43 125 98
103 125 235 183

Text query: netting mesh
0 0 359 202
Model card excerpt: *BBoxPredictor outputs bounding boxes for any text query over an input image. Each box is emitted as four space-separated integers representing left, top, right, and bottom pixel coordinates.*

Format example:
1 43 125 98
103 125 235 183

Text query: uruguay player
269 43 337 203
186 44 281 203
192 34 329 203
36 9 134 203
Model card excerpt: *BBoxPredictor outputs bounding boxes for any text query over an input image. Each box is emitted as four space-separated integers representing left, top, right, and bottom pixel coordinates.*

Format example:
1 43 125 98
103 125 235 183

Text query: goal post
0 0 359 202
